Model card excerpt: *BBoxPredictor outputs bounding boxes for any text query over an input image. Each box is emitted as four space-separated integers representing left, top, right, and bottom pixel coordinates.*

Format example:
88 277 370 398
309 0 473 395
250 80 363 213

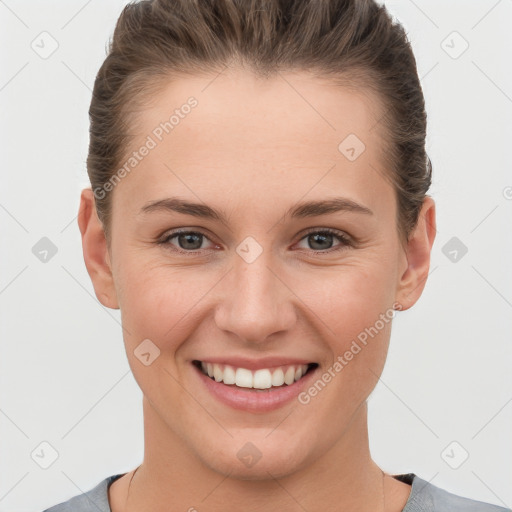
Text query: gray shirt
42 472 510 511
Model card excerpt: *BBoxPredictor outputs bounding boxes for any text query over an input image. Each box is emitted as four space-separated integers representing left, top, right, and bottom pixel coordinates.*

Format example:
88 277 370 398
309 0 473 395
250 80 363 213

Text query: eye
159 230 217 254
295 228 353 253
158 227 353 255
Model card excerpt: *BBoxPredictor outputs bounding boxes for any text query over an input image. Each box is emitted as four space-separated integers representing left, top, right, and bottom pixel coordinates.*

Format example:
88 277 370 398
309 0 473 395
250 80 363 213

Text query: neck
117 398 396 512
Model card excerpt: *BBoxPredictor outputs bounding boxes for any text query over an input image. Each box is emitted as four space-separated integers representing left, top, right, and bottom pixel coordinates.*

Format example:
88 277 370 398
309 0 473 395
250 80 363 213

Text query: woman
43 0 509 511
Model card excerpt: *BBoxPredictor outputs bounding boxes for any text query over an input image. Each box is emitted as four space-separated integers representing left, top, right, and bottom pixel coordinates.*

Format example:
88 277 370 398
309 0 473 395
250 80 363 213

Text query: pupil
176 233 333 251
180 233 202 250
309 233 332 250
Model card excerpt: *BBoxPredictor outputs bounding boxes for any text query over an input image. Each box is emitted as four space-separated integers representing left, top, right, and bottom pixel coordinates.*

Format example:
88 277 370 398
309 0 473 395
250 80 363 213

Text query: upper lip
193 357 316 371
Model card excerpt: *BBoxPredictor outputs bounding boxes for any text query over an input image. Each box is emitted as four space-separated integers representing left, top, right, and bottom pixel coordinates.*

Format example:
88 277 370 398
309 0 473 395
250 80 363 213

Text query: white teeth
284 367 295 385
271 368 285 387
199 362 311 389
222 365 236 385
253 369 272 389
235 368 253 388
213 364 223 382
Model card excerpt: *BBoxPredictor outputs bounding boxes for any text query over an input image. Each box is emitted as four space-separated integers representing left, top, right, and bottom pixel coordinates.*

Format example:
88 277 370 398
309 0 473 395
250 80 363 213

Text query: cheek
293 267 395 423
115 264 201 406
116 259 225 365
291 259 397 408
293 259 397 341
115 241 399 360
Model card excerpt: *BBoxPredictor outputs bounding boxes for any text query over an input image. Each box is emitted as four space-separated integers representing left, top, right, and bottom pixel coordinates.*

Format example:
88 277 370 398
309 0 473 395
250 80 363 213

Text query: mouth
192 360 319 392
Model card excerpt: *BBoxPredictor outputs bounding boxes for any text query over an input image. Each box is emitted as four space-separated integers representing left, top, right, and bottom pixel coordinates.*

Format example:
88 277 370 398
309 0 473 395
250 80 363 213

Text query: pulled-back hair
88 0 432 247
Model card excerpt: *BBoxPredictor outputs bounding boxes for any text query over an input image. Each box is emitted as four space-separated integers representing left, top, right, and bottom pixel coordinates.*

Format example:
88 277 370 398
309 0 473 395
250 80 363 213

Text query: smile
194 360 318 390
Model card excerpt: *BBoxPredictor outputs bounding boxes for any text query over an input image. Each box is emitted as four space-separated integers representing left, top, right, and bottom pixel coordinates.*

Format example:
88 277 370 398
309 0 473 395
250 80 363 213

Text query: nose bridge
214 239 295 343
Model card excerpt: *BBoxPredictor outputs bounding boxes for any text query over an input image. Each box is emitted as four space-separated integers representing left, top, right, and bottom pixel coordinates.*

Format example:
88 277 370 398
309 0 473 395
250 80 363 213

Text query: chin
204 452 308 481
195 431 313 481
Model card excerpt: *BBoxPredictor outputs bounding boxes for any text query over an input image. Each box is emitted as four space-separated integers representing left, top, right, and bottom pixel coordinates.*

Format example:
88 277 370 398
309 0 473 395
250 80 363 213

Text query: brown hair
88 0 432 247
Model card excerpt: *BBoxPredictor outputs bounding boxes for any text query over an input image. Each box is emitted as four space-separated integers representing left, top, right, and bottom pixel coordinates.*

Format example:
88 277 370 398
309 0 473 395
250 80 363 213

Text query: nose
213 246 297 346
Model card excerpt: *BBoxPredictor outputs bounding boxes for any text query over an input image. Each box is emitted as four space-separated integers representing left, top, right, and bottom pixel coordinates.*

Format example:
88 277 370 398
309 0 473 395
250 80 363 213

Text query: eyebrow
139 196 373 225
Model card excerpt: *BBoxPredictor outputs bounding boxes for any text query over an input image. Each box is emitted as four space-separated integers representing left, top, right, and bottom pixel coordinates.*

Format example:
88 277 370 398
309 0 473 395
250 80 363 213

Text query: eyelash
157 227 354 256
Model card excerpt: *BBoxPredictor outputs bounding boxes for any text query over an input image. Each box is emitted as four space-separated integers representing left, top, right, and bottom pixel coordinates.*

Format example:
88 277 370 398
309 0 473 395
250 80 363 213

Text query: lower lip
193 363 318 413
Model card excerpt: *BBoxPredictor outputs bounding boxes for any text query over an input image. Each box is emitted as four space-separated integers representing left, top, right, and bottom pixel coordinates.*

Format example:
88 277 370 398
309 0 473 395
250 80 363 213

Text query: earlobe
395 196 437 311
77 188 119 309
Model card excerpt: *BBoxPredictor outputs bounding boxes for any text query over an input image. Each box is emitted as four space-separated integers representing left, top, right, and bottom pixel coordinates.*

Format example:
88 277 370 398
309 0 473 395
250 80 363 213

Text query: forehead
136 68 383 151
113 68 392 218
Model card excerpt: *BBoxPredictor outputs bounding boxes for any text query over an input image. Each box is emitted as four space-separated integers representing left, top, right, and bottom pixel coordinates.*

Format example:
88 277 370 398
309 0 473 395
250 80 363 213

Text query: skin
78 68 436 511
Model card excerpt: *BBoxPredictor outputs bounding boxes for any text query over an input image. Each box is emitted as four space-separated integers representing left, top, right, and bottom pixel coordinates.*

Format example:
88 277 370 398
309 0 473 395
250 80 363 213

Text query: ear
77 188 119 309
395 196 436 311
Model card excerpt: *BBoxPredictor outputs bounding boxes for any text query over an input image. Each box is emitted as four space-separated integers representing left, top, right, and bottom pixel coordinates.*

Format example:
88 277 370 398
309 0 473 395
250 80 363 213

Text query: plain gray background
1 1 511 511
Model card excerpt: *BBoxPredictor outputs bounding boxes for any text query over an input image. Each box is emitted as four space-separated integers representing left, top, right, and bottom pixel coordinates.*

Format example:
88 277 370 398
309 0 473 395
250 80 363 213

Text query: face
81 68 435 480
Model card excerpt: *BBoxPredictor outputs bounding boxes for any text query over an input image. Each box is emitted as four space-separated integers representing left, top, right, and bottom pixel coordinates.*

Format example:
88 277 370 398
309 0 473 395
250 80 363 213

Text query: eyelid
298 226 352 242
